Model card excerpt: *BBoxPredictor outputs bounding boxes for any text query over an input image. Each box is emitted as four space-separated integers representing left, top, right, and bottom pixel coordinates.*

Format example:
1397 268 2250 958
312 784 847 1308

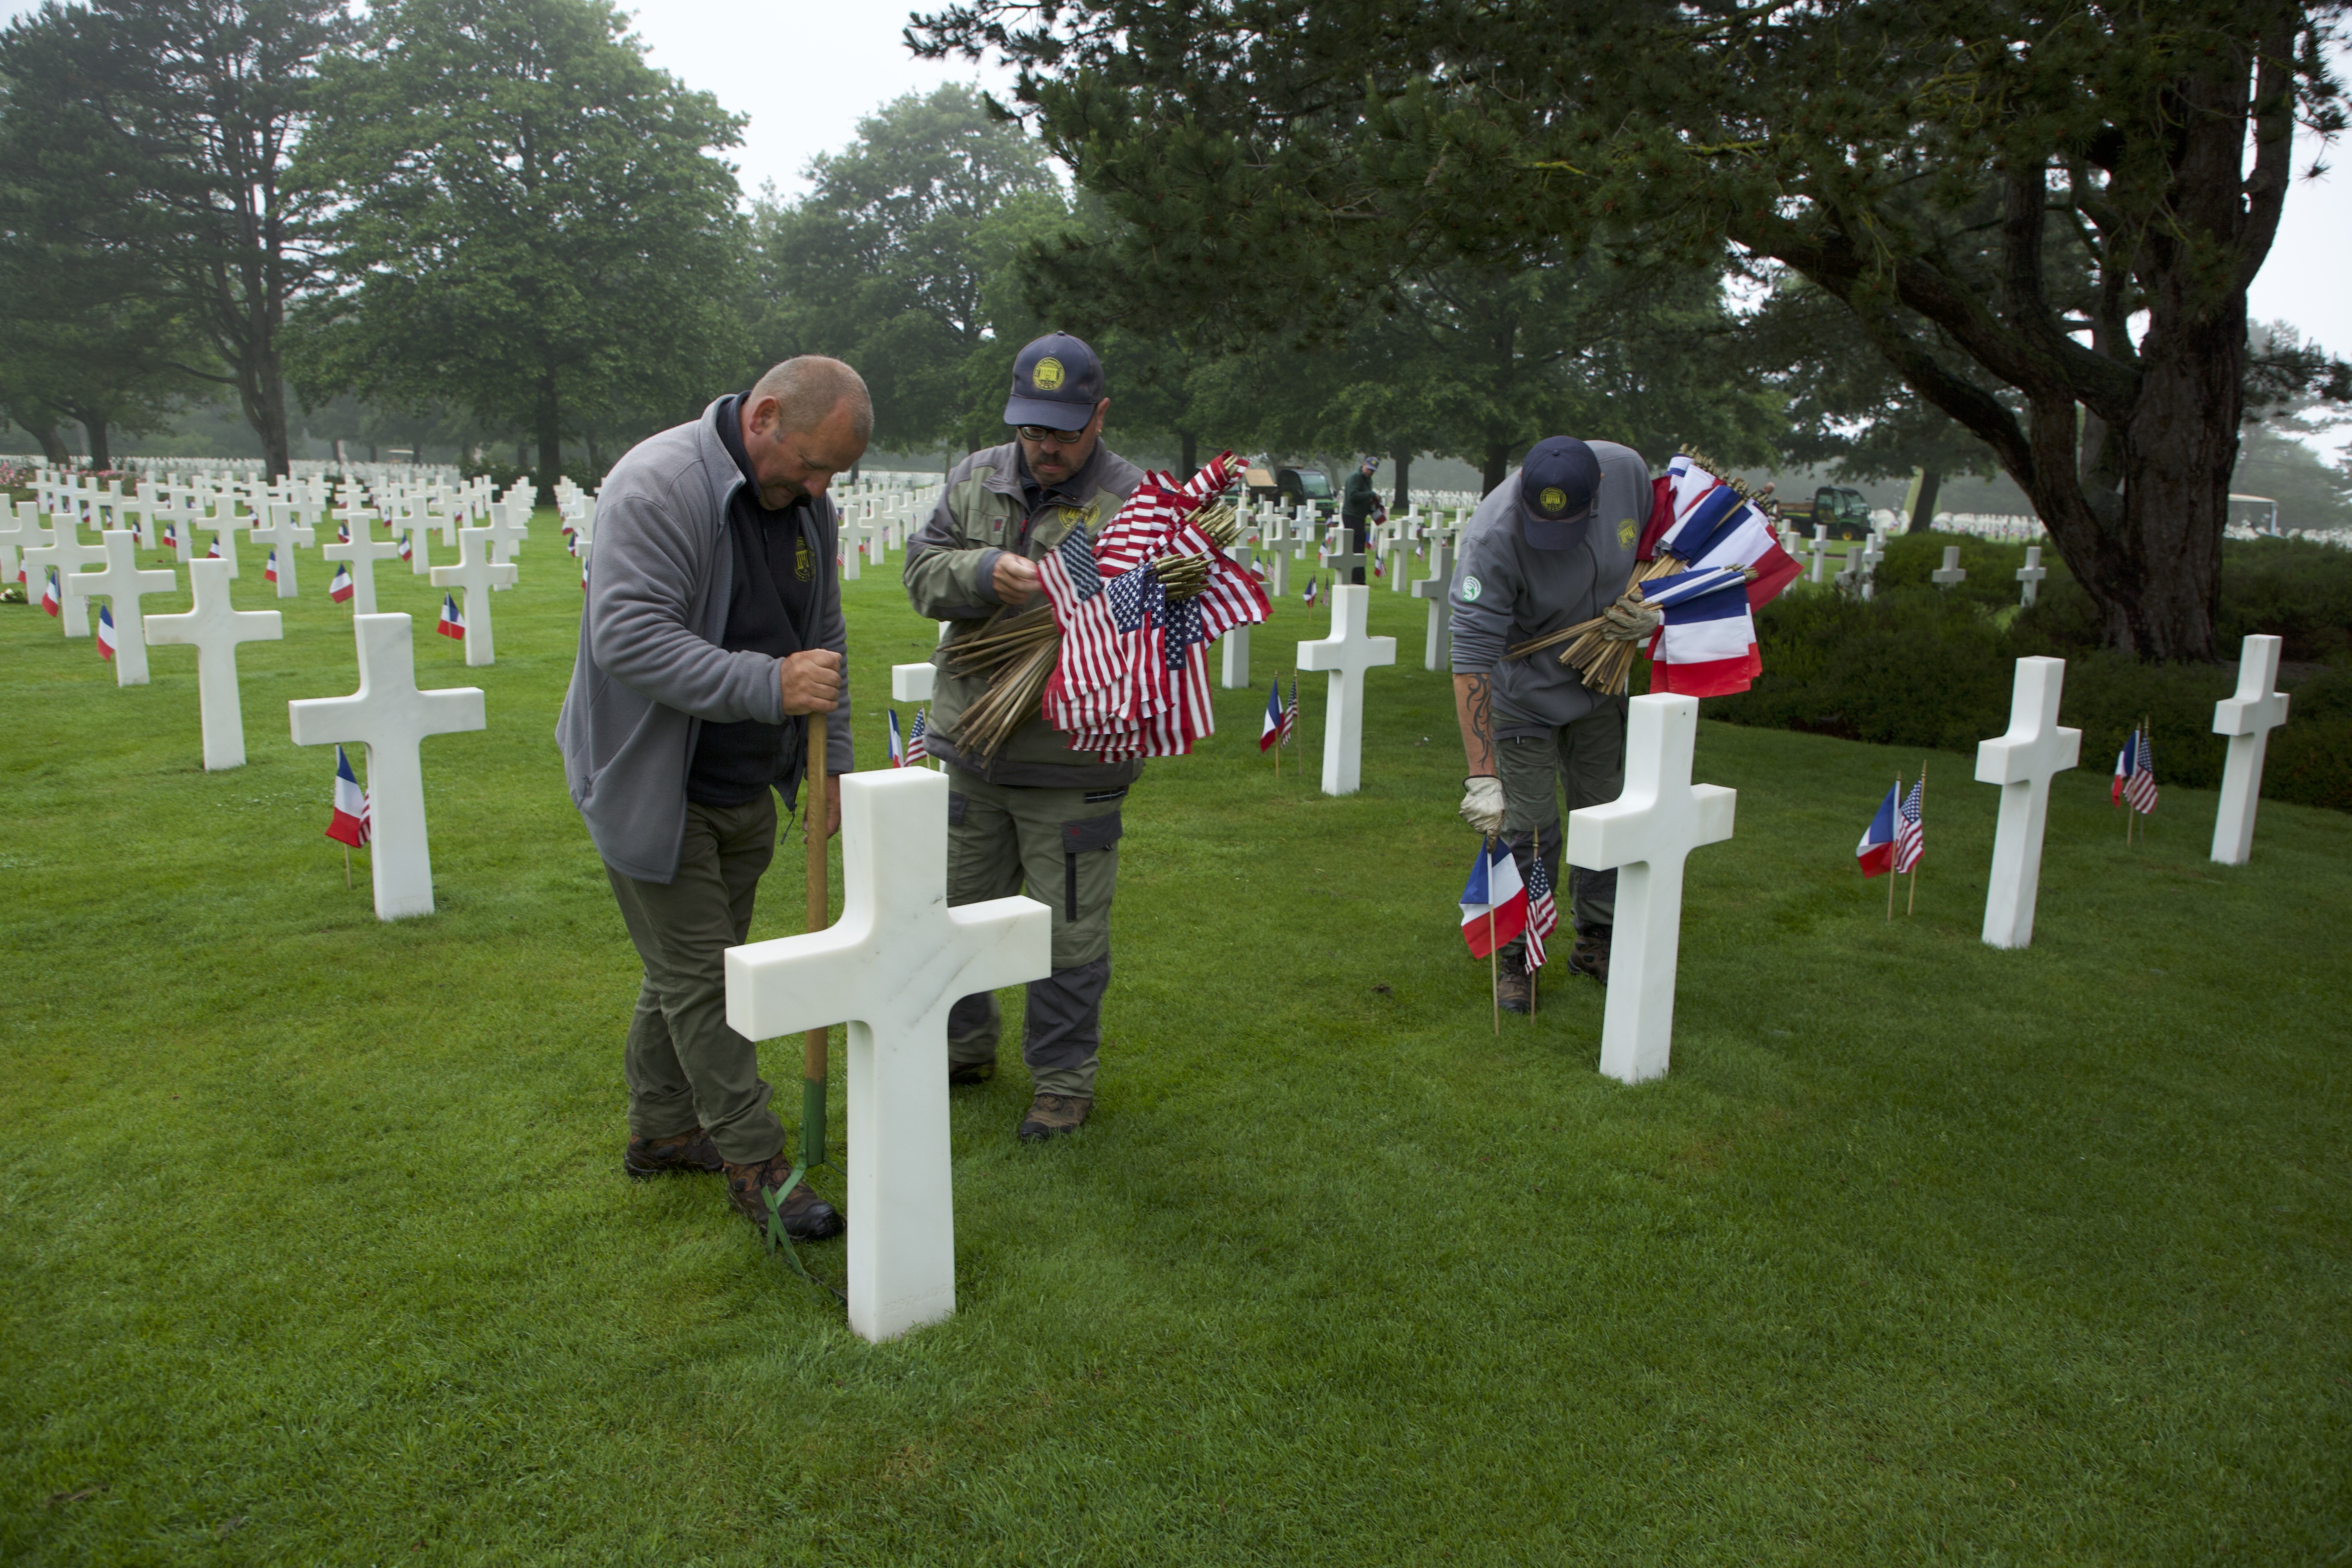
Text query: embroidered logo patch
1618 519 1638 548
1539 486 1568 513
1033 356 1065 391
1460 574 1483 602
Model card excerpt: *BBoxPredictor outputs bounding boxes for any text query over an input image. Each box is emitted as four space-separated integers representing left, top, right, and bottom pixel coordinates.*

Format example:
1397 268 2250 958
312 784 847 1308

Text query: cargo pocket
1060 810 1123 922
948 791 970 827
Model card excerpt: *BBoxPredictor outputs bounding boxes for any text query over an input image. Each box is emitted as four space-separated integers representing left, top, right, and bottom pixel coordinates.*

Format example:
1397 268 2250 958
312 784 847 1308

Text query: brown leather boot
1017 1093 1091 1143
723 1154 844 1241
1495 947 1535 1014
622 1126 725 1180
1568 925 1612 986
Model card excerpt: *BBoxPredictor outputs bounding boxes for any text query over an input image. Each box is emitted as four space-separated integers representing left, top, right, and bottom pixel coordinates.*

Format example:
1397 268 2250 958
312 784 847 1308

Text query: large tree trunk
534 370 563 508
23 419 70 466
76 411 114 472
1390 448 1412 510
1905 467 1942 533
1480 441 1510 496
234 336 294 479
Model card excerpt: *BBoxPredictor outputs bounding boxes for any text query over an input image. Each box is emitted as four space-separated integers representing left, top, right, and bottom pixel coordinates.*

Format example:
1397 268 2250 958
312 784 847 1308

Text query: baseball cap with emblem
1004 331 1106 429
1517 435 1602 550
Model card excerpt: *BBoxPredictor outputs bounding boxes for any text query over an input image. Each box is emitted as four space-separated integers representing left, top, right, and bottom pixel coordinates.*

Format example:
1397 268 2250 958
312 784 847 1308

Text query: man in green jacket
902 332 1143 1143
1340 456 1381 584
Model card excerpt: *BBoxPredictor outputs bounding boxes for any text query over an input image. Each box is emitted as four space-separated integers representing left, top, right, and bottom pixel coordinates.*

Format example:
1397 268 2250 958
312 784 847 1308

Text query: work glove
1459 775 1507 835
1599 590 1663 642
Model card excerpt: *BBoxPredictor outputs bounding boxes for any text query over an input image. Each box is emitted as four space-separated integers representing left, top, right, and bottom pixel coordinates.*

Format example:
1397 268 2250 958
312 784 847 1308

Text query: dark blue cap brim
1520 501 1596 550
1004 394 1097 428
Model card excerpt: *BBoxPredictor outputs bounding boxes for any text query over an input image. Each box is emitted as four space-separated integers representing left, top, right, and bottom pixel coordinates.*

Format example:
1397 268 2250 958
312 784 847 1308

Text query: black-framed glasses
1016 423 1090 445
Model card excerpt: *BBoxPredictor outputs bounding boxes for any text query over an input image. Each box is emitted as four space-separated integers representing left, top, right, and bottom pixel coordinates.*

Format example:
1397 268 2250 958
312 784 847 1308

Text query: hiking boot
1568 925 1612 986
723 1154 844 1241
1495 948 1535 1014
1018 1093 1091 1143
948 1058 996 1087
623 1126 724 1181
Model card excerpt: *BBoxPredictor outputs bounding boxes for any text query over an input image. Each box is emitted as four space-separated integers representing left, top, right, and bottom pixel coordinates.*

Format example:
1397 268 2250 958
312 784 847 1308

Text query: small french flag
326 745 371 847
1460 839 1529 958
1855 782 1900 878
1260 677 1285 751
1302 574 1319 608
96 603 117 660
205 535 222 559
264 549 278 583
329 564 355 603
437 593 465 639
397 531 413 561
887 709 906 767
40 567 60 616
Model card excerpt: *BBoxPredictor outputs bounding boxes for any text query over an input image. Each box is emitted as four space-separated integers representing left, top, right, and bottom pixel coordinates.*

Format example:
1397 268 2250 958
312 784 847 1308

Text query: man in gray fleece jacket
1449 435 1661 1013
557 357 865 1243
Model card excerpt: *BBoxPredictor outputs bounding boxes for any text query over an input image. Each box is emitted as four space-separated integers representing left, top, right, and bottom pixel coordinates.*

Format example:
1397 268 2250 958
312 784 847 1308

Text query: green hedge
1701 534 2352 811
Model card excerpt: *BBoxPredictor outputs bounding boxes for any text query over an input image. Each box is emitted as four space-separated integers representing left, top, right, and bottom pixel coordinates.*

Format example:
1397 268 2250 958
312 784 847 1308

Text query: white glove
1599 591 1663 642
1459 775 1506 835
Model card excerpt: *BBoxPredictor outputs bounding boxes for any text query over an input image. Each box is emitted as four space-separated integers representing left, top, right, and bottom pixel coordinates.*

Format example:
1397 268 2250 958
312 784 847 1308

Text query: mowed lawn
3 514 2347 1565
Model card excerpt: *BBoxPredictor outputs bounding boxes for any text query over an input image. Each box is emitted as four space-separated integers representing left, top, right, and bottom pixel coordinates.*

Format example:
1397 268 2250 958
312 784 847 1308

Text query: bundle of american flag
945 452 1271 762
1510 447 1804 698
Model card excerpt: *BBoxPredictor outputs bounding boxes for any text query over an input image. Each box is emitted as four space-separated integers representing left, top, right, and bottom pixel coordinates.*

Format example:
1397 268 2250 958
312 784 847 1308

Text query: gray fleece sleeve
586 475 786 727
1447 504 1523 674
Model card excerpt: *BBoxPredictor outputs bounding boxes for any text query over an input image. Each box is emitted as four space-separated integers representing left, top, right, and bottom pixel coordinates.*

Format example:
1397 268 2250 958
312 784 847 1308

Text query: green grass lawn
4 518 2348 1564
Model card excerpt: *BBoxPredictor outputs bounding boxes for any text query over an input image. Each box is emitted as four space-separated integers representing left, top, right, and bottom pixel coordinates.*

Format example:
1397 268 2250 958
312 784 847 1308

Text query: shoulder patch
1459 574 1483 602
1617 518 1638 548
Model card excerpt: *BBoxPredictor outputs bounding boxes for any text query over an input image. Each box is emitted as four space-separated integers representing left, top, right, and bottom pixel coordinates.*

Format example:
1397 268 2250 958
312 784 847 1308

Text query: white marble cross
1566 693 1736 1085
323 524 403 615
27 528 115 638
725 768 1051 1342
1296 583 1397 795
2016 546 2047 607
2210 634 2290 866
428 526 519 666
288 613 487 920
1411 576 1454 672
484 501 530 581
249 503 314 599
145 558 283 768
201 517 243 579
1975 656 2081 948
1808 526 1831 584
0 500 41 588
66 531 180 685
1219 545 1254 688
1932 546 1968 589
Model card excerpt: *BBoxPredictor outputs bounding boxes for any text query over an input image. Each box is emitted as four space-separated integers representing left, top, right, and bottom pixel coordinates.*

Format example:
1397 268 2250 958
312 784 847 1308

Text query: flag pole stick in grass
1889 777 1899 923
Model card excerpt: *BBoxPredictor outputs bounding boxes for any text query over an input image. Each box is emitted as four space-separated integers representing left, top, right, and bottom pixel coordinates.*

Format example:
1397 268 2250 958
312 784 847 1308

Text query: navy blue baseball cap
1518 436 1601 549
1004 332 1106 429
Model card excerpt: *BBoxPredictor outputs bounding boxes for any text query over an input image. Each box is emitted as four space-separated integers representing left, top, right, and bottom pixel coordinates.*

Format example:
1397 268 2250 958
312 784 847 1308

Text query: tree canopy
289 0 745 499
915 0 2350 658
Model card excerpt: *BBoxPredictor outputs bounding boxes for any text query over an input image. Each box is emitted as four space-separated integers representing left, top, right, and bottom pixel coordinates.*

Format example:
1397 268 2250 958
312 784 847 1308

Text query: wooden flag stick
1487 837 1499 1037
804 710 830 1089
1906 761 1923 915
1275 675 1282 782
1530 827 1540 1017
1888 775 1899 921
343 845 352 889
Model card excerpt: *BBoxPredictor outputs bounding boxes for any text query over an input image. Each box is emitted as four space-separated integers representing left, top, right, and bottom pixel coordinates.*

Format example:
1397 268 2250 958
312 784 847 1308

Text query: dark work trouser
942 768 1123 1098
605 795 786 1166
1493 700 1627 937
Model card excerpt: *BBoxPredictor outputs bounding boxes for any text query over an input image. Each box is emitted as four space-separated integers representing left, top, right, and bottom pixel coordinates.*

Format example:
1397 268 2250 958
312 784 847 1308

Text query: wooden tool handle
804 710 829 1082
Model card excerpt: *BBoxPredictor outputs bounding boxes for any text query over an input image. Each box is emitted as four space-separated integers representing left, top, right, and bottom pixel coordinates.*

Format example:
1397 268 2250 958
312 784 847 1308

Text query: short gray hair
751 356 873 444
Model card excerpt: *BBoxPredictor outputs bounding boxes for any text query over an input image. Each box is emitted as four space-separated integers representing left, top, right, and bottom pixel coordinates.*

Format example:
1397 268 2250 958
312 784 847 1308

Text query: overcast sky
9 1 2350 368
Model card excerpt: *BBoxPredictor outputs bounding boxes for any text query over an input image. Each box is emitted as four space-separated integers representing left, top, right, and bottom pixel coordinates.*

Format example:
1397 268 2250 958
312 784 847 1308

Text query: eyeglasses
1016 423 1090 445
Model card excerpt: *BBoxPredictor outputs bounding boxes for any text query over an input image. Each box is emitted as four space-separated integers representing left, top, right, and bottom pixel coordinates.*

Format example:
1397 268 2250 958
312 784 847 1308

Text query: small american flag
2114 727 2159 815
1282 673 1297 744
1524 850 1559 969
907 705 929 766
1893 777 1924 873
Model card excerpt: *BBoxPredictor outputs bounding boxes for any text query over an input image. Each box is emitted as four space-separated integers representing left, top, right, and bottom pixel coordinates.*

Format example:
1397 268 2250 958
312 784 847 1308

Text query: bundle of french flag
1637 454 1806 697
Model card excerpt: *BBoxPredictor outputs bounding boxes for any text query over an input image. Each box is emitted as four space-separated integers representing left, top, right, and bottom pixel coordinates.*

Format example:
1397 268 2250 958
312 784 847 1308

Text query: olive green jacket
902 439 1146 787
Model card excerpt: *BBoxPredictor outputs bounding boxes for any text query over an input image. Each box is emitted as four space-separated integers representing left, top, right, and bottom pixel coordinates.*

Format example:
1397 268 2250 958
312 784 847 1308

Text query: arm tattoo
1466 673 1492 748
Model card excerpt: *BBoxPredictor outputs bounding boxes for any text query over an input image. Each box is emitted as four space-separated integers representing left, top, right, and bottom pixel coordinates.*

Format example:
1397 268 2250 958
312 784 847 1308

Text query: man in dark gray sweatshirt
1448 435 1661 1013
557 357 866 1242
